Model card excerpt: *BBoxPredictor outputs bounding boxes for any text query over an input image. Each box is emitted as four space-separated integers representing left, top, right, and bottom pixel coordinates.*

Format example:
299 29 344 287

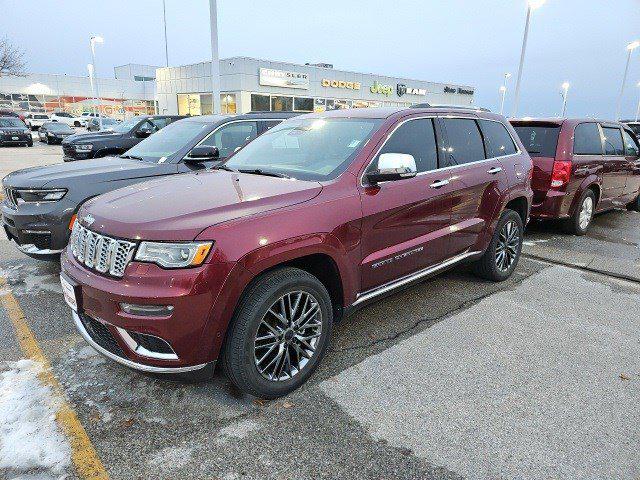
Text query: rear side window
622 130 639 156
202 121 258 158
602 126 624 156
573 123 603 155
375 118 438 173
441 118 485 166
512 124 560 157
479 120 517 158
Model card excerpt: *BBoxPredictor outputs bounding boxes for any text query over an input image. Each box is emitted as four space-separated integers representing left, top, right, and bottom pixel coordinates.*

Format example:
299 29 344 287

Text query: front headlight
134 241 213 268
17 189 67 202
74 144 93 151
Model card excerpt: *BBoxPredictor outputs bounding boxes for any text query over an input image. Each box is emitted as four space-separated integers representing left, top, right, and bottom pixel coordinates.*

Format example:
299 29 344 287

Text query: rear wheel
627 195 640 212
563 189 595 235
222 267 333 399
473 209 523 282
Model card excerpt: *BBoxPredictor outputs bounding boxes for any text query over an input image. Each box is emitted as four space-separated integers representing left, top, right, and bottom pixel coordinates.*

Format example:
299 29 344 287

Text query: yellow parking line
0 277 109 479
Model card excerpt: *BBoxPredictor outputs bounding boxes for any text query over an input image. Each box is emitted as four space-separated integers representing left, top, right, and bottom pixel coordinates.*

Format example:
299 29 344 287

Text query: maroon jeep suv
511 118 640 234
60 107 532 398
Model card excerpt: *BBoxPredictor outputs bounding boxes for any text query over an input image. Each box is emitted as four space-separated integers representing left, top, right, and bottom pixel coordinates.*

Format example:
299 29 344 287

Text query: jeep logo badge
83 214 95 226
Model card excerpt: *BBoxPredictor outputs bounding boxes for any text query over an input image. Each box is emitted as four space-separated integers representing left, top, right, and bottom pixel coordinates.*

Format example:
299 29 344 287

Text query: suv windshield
512 123 560 157
223 118 382 181
111 116 143 133
0 118 25 128
123 120 209 162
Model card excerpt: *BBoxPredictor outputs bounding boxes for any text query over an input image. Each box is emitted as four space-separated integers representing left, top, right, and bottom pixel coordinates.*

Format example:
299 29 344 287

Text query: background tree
0 38 26 77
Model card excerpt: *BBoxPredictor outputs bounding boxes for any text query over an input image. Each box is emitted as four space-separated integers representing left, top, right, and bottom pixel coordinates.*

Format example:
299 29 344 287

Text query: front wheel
222 267 333 399
473 209 523 282
627 194 640 212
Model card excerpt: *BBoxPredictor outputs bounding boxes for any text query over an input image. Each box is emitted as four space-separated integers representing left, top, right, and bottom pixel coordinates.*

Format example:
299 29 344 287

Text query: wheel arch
569 179 601 217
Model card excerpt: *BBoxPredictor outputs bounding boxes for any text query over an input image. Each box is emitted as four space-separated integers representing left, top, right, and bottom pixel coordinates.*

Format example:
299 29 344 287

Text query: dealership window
271 96 293 111
293 97 313 112
221 94 237 114
251 94 270 112
200 94 213 115
178 94 202 116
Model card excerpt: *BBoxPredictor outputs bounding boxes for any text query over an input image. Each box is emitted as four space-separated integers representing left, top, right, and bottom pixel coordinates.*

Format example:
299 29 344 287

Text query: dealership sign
259 68 309 90
396 84 426 97
444 85 474 95
321 79 361 90
370 81 393 97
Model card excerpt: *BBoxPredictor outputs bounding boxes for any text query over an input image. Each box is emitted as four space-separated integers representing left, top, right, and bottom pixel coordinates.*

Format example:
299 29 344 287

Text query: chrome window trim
359 115 522 187
184 118 281 160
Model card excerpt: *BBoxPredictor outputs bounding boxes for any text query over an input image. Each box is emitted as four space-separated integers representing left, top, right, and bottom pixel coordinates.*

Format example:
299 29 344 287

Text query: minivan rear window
512 123 560 157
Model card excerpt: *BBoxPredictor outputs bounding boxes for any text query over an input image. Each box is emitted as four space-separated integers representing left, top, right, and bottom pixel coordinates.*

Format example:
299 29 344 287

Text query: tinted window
0 118 24 128
623 130 639 156
150 117 171 130
626 123 640 136
479 120 517 157
373 119 438 173
442 118 485 165
294 97 314 112
201 121 258 158
512 124 560 157
251 94 270 112
125 120 209 162
602 126 624 156
573 123 602 155
263 120 281 131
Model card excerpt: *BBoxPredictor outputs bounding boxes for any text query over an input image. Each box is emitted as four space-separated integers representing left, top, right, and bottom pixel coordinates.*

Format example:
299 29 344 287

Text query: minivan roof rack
410 103 491 112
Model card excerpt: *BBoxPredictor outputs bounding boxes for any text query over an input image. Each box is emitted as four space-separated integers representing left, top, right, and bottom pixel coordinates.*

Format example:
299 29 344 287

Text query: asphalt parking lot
0 145 638 480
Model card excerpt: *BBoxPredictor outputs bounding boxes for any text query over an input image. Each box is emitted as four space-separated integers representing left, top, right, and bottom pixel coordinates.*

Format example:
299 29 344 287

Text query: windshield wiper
237 168 290 179
120 154 144 161
212 164 237 172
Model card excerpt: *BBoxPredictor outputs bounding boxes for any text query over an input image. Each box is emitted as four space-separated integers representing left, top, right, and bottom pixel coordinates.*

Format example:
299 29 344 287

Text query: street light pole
635 81 640 122
512 0 545 117
209 0 221 114
87 64 97 117
90 35 104 129
616 41 640 121
500 72 511 115
560 82 570 117
162 0 169 67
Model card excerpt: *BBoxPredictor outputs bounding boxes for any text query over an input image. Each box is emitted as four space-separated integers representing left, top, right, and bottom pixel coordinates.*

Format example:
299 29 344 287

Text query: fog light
120 303 174 317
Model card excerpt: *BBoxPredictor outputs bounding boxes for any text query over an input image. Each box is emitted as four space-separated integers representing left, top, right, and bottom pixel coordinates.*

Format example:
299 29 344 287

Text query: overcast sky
2 0 640 118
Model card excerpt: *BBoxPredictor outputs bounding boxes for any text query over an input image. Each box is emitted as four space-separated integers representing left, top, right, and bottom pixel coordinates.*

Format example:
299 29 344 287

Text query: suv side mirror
185 145 220 163
366 153 417 184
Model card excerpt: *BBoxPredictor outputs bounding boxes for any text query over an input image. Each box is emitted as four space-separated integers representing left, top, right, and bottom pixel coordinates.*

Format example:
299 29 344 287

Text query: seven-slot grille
70 221 136 277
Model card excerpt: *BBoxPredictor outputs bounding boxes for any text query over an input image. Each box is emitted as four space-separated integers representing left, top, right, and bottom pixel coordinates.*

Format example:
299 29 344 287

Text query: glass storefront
249 93 409 114
178 93 237 115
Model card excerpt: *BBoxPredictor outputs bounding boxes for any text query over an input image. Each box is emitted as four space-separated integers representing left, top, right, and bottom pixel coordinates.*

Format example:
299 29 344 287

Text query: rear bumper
530 189 571 219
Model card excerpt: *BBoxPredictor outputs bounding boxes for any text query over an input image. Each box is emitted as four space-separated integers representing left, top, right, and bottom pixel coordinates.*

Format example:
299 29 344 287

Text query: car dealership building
156 56 475 116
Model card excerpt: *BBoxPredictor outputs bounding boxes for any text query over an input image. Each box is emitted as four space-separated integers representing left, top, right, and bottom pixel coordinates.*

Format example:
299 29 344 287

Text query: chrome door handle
430 179 450 189
487 167 503 174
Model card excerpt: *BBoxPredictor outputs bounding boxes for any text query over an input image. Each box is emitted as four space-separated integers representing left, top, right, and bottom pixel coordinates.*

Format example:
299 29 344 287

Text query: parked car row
2 107 639 399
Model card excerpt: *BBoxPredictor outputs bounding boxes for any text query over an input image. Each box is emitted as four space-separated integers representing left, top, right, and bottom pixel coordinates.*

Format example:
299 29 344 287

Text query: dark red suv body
61 107 532 398
511 118 640 234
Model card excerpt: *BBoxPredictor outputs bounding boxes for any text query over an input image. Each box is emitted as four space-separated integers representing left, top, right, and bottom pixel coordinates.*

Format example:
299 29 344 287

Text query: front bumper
2 200 73 254
61 250 234 370
1 133 31 145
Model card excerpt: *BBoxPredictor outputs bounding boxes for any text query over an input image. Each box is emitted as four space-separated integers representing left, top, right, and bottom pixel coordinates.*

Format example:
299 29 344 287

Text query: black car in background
38 122 75 144
61 114 184 161
86 117 119 132
621 120 640 139
2 112 298 259
0 117 32 147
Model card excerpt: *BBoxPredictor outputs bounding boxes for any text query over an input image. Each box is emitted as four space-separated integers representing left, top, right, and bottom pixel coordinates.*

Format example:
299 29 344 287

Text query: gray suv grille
4 187 18 209
70 222 136 277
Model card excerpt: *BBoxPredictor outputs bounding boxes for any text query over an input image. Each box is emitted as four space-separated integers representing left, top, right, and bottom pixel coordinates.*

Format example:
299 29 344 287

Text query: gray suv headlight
17 189 67 202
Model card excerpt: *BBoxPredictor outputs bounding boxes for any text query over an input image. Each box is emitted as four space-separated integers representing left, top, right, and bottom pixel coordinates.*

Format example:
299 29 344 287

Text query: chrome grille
4 187 18 209
70 222 136 277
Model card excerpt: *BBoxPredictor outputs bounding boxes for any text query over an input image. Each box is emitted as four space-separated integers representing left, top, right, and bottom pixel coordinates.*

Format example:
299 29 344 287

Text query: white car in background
50 112 84 127
24 113 51 130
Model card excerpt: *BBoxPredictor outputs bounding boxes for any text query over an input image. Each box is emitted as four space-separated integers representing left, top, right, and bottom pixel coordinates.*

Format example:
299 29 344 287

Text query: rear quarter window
479 120 517 158
573 123 603 155
512 123 560 157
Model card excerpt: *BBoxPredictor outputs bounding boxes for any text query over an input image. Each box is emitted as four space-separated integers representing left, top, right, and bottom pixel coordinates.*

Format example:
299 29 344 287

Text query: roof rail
410 103 491 112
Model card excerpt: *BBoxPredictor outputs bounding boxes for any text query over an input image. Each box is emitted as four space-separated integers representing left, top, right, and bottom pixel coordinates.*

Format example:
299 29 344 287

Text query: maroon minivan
61 106 532 398
511 118 640 234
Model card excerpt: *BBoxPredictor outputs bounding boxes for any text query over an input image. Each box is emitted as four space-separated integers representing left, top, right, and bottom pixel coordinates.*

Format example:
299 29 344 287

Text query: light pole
89 35 104 129
499 72 511 115
87 64 97 117
560 81 570 117
162 0 169 67
616 40 640 121
208 0 221 114
635 81 640 122
512 0 546 117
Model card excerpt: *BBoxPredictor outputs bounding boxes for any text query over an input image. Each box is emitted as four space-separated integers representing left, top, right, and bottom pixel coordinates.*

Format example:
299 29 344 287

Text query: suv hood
63 131 124 144
2 157 164 189
81 171 323 241
0 126 29 133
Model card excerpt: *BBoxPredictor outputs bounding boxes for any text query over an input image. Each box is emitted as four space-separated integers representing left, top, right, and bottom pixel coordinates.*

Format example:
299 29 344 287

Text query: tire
222 267 333 399
627 195 640 212
74 121 80 127
563 189 595 235
473 209 524 282
27 139 33 147
45 136 51 145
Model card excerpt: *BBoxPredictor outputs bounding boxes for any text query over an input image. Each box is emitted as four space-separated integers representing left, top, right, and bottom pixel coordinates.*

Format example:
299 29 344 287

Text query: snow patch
0 360 70 475
215 418 260 444
0 265 62 295
523 238 551 246
148 445 193 471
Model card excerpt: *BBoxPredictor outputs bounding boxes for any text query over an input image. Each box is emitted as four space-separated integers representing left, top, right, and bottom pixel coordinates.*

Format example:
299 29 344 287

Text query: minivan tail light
550 160 572 188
